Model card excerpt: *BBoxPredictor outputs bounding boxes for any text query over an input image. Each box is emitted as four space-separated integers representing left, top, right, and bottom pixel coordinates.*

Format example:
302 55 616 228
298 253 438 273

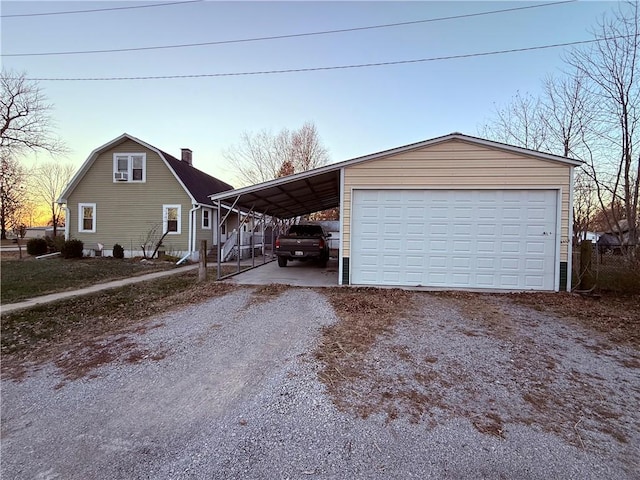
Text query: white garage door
351 189 557 290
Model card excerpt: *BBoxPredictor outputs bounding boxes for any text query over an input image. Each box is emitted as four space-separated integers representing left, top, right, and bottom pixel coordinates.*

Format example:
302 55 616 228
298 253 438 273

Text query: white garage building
211 133 580 292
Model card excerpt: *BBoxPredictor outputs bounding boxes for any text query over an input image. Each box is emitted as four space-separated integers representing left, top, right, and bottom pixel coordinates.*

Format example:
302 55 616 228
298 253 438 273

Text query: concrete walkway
0 254 326 314
1 265 198 314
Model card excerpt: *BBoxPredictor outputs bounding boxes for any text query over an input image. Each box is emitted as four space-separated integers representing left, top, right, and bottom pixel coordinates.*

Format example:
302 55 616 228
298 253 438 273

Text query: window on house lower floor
78 203 96 233
202 209 211 229
163 205 181 234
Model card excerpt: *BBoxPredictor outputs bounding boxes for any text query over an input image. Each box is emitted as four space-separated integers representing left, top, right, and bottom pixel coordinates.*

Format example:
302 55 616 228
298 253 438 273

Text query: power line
1 0 203 18
28 35 636 82
3 0 576 57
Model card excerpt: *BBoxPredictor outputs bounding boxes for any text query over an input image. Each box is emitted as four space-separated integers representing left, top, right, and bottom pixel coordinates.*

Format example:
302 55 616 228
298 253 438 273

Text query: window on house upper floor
202 209 211 229
78 203 96 233
113 153 146 182
163 205 181 234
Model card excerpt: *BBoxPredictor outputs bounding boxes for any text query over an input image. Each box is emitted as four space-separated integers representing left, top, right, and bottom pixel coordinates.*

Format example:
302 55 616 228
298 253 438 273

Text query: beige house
211 133 582 291
58 133 234 259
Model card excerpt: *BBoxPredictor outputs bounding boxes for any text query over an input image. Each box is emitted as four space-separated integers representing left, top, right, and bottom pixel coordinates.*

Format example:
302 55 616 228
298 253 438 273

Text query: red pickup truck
275 224 331 268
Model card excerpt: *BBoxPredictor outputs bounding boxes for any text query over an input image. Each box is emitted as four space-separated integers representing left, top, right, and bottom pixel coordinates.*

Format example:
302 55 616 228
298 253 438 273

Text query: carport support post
237 205 241 273
199 240 207 283
216 200 221 280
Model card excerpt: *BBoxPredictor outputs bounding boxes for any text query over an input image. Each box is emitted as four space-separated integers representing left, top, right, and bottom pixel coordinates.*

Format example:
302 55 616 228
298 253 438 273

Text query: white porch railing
221 230 238 262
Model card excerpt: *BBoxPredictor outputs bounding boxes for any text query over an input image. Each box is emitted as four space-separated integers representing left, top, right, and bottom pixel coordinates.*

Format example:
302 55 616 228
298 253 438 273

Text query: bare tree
541 71 594 157
0 152 26 239
480 91 549 151
572 171 598 245
1 70 66 158
224 121 329 186
566 1 640 255
290 122 330 172
29 161 75 237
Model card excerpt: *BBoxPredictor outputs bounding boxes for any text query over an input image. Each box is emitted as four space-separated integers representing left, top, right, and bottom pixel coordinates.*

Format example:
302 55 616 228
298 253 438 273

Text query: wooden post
579 240 595 291
199 240 207 282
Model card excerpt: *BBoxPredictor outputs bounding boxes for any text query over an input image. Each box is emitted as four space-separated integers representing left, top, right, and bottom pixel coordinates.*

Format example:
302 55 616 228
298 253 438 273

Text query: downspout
189 204 200 260
64 206 70 240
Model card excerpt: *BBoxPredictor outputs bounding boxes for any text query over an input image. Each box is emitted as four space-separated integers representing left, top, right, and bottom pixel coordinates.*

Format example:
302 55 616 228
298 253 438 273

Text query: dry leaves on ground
1 273 235 382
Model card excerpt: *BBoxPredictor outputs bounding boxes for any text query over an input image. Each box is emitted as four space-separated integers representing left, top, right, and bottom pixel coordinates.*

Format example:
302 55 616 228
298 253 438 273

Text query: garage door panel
383 238 401 251
500 275 520 287
429 256 447 268
351 189 557 290
360 222 379 235
452 257 471 268
452 273 471 285
477 274 497 286
453 240 472 253
429 240 448 252
500 258 520 270
453 223 472 235
477 257 496 269
430 223 448 235
431 207 448 219
525 258 545 271
407 224 426 236
526 242 546 254
406 255 425 268
503 208 522 220
406 239 425 252
478 207 498 219
501 225 521 236
477 241 496 253
501 242 521 253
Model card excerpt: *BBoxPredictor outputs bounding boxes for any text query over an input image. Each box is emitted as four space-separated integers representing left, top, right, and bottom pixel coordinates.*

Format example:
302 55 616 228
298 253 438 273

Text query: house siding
194 207 216 254
341 139 572 263
66 139 193 256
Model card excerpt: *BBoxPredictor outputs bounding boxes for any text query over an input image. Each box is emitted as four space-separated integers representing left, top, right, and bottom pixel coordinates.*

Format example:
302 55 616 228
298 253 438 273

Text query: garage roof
209 133 582 219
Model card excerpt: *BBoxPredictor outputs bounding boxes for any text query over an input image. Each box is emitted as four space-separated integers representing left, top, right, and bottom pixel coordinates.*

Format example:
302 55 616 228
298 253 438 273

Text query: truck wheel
277 257 288 267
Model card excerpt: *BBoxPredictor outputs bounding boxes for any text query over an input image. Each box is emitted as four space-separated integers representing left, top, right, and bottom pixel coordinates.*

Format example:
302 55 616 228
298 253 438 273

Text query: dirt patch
244 284 292 308
53 332 169 389
315 289 639 472
508 292 640 347
1 274 234 382
314 287 415 412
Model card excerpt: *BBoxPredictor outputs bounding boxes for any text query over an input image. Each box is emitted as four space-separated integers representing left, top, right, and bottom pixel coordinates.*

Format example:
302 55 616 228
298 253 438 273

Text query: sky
1 0 622 187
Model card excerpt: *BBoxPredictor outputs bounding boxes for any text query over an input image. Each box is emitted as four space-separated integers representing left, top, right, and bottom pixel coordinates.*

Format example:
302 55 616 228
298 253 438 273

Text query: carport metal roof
210 165 342 219
209 132 582 219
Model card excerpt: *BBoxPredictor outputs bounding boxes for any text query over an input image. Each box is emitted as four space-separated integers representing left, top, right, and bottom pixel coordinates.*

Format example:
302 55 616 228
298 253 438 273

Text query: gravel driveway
2 287 638 479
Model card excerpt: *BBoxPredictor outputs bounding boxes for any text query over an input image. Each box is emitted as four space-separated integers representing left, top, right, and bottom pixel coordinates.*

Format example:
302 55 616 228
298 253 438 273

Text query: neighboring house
24 226 55 239
58 133 234 259
597 219 633 253
212 132 582 291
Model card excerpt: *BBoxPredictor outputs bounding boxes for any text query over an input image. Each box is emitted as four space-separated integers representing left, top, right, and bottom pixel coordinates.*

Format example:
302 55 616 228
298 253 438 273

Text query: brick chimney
181 148 192 166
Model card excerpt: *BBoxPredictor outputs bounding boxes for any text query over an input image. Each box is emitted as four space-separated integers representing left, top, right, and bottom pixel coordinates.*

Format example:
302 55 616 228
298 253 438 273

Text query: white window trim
78 203 96 233
113 153 146 183
163 204 181 235
202 209 211 230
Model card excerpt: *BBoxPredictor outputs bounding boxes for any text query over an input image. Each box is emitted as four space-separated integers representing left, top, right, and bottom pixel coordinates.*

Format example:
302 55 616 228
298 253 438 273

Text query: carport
209 165 343 280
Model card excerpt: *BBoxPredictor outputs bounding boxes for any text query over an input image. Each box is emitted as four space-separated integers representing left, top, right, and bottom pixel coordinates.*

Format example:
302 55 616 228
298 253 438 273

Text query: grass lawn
1 256 179 303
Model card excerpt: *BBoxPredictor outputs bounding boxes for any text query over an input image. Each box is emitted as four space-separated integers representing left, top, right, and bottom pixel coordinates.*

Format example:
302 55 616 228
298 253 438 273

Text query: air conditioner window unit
114 172 128 181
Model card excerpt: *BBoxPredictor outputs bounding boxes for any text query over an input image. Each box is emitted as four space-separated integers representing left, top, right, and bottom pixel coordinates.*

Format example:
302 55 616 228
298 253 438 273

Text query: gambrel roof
58 133 233 205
